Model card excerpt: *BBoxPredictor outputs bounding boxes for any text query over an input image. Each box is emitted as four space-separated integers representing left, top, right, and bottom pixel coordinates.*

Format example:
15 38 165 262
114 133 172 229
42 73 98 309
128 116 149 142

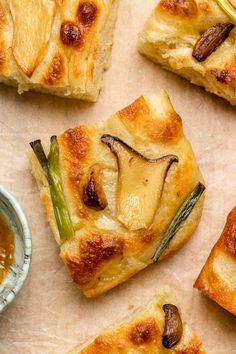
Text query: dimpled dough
138 0 236 105
29 91 205 298
67 286 205 353
0 0 119 101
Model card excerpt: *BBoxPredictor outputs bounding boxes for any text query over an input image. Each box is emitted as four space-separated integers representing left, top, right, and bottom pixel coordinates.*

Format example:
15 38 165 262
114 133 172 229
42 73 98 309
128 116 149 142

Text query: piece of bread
0 0 119 101
29 90 205 298
138 0 236 105
194 206 236 315
67 286 205 353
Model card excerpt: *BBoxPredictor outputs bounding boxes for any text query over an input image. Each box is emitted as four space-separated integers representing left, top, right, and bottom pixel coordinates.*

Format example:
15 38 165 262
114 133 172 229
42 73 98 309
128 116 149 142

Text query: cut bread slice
0 0 119 101
29 90 205 297
138 0 236 105
67 286 205 353
195 206 236 316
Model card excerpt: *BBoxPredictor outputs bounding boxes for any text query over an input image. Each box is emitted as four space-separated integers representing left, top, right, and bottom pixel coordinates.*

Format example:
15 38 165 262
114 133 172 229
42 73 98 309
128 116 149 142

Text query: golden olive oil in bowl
0 212 15 284
0 186 31 311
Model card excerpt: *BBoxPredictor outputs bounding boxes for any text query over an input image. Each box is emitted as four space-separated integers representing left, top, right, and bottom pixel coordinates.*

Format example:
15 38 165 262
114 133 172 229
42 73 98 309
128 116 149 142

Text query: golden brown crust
0 0 119 101
0 3 11 77
118 96 183 142
194 207 236 315
43 53 65 85
218 207 236 257
211 63 236 85
128 318 159 345
61 127 91 159
138 0 236 105
58 126 92 219
67 287 205 353
29 91 205 297
65 232 124 286
158 0 198 18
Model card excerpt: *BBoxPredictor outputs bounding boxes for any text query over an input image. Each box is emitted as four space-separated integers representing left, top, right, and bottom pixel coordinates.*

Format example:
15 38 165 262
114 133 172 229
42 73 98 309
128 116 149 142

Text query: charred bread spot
158 0 198 18
83 165 108 211
65 233 124 286
43 53 64 85
211 69 229 83
220 207 236 257
60 22 82 47
211 68 236 84
78 1 97 26
129 318 159 345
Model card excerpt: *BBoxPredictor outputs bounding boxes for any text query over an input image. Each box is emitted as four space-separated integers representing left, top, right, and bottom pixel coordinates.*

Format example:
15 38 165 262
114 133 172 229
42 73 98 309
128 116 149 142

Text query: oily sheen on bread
67 286 205 353
195 206 236 315
0 0 119 101
29 90 205 298
138 0 236 105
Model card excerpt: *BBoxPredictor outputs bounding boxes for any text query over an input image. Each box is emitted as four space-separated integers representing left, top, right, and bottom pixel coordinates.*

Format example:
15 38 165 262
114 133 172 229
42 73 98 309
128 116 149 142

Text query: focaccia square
29 90 205 298
67 286 205 353
194 206 236 315
138 0 236 105
0 0 119 101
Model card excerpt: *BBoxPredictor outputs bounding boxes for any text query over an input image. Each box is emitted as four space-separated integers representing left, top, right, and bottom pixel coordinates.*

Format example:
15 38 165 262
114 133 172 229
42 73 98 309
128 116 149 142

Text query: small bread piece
0 0 119 101
138 0 236 105
194 207 236 315
29 90 205 297
67 286 205 353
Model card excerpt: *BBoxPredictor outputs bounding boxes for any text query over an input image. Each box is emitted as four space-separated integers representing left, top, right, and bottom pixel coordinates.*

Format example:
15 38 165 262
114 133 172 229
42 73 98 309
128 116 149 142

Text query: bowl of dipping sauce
0 186 31 311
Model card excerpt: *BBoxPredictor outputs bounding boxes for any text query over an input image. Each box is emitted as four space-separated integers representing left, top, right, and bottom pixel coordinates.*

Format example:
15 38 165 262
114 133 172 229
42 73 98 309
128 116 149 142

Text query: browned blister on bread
195 207 236 315
67 287 205 353
138 0 236 105
29 91 205 297
0 0 119 101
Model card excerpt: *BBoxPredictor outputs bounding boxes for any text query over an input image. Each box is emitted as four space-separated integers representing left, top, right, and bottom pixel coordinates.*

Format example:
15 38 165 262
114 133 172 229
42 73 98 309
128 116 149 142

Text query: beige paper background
0 0 235 353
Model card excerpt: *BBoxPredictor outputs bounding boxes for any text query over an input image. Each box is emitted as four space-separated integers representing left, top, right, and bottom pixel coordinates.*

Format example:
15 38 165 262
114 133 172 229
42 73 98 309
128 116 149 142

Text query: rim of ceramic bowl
0 186 31 311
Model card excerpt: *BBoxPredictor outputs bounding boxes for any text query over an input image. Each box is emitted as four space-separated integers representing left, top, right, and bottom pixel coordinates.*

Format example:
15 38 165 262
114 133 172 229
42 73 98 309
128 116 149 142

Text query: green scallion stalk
215 0 236 23
30 136 74 242
152 182 205 263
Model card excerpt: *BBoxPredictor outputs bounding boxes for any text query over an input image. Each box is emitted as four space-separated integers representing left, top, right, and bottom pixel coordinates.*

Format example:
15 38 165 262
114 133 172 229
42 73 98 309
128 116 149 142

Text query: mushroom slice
101 135 178 231
9 0 55 77
162 304 183 349
192 23 234 62
83 164 108 211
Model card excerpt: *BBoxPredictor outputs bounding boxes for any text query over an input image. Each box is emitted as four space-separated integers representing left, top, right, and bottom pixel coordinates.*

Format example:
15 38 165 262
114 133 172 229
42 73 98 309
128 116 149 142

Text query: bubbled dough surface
138 0 236 105
0 0 235 353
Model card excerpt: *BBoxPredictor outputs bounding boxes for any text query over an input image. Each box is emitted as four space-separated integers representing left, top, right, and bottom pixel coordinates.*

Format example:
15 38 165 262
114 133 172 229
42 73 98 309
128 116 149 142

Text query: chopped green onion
152 182 205 263
30 137 74 242
215 0 236 23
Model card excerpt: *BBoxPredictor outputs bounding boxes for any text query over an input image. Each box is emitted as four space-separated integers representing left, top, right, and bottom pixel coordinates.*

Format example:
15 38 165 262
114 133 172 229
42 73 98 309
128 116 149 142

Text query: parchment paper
0 1 235 353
